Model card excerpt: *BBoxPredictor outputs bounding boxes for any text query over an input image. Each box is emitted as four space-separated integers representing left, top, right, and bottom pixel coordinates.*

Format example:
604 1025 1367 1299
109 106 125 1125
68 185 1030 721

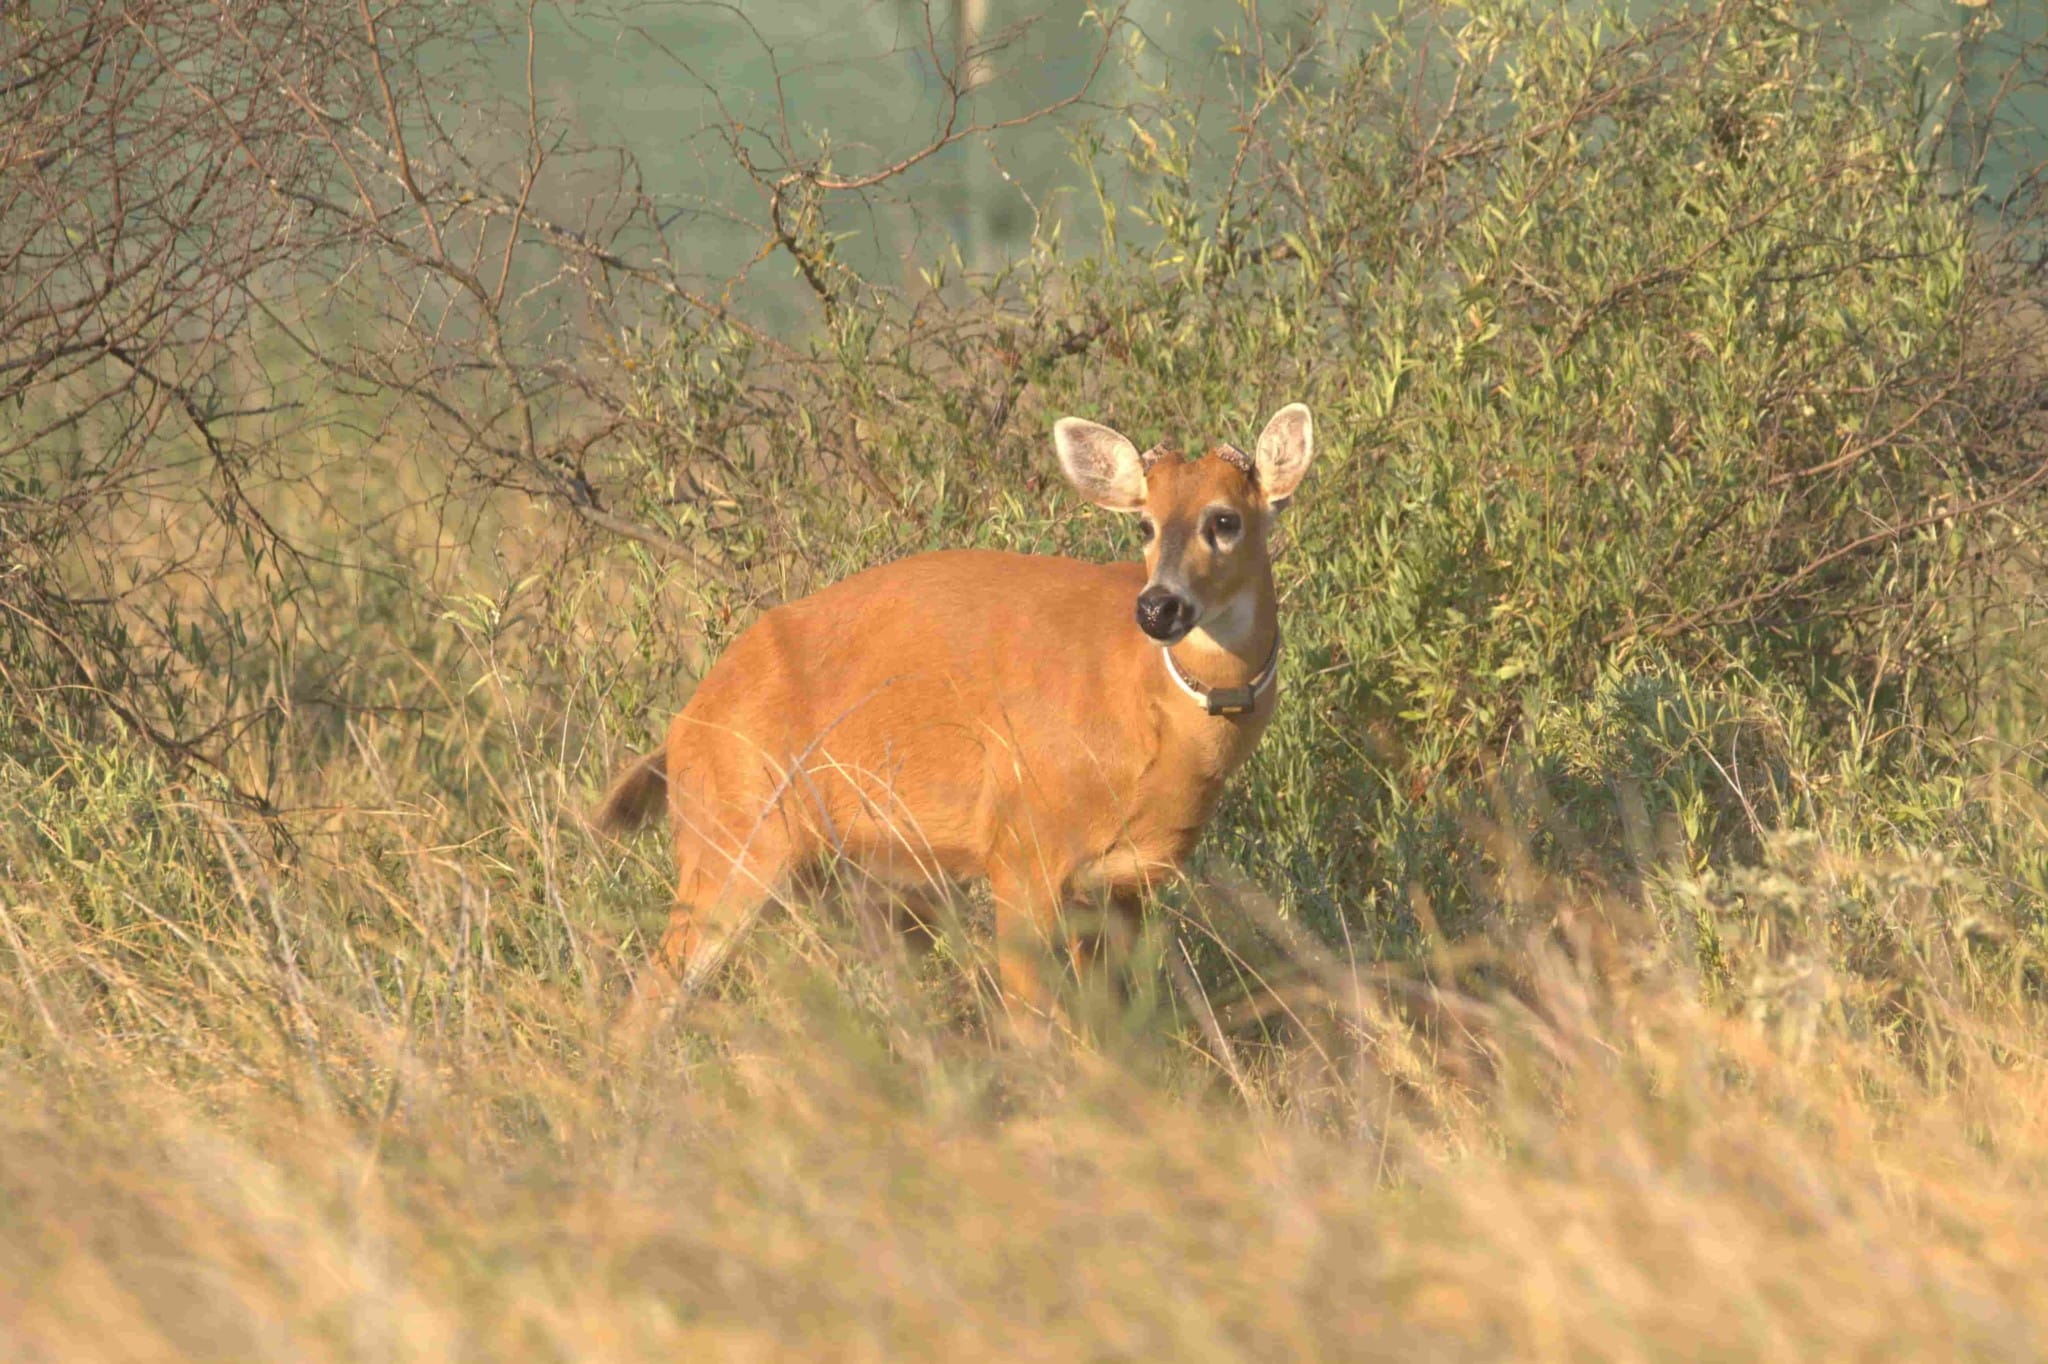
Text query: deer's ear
1254 403 1314 509
1054 417 1147 512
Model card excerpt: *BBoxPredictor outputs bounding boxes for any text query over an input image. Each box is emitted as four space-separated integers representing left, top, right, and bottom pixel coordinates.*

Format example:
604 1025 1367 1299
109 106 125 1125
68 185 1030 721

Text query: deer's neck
1167 572 1278 693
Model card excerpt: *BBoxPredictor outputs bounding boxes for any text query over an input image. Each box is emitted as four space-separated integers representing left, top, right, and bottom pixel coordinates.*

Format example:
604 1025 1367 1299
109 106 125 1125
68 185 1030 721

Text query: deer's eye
1138 517 1156 543
1206 510 1242 546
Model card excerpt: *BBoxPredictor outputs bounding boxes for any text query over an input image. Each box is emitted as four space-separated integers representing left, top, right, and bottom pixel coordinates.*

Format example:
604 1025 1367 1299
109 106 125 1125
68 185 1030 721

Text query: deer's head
1054 404 1315 646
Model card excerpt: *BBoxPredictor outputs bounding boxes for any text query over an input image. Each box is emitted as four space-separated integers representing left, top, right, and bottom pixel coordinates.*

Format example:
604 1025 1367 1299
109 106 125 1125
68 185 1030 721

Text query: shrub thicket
598 1 2048 957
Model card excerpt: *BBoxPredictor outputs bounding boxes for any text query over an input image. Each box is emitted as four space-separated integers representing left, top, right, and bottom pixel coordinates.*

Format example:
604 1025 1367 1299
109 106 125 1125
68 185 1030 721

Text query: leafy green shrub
604 1 2047 953
7 1 2042 981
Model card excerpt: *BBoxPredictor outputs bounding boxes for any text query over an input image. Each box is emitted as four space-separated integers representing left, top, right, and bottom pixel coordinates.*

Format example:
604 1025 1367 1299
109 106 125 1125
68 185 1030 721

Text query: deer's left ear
1254 403 1314 509
1054 417 1148 512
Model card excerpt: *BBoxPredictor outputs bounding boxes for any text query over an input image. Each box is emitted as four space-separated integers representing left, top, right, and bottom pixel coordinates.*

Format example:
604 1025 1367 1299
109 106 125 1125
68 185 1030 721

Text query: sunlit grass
5 691 2048 1358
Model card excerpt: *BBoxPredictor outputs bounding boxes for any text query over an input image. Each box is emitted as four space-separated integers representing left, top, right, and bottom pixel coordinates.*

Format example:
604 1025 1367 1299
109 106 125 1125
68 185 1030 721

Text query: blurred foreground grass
6 684 2048 1358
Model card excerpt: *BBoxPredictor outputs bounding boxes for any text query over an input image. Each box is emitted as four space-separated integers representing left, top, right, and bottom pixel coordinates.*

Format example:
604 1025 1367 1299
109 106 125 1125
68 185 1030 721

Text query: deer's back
671 550 1162 875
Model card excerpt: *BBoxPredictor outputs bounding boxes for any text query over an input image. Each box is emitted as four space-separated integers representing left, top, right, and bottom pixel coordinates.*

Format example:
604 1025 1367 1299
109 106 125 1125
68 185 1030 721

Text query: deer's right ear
1054 418 1147 512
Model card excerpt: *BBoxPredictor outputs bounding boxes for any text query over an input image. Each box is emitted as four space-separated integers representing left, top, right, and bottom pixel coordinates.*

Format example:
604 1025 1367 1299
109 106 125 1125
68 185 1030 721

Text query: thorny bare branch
0 0 1118 806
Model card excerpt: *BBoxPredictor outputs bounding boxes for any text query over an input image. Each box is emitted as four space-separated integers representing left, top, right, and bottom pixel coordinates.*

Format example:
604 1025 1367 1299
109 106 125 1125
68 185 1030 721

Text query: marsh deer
594 404 1316 1014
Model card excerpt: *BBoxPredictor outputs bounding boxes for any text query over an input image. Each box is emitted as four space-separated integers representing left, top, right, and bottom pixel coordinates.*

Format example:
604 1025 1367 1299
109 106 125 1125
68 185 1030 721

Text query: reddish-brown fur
595 406 1314 1014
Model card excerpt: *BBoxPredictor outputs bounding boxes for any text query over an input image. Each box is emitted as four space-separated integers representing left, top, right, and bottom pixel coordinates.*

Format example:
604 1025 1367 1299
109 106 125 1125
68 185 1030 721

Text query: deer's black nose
1136 587 1193 642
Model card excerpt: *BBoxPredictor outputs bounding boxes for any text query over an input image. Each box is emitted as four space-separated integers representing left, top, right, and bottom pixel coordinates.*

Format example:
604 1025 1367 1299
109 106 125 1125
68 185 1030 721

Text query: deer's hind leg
618 798 797 1050
660 800 799 992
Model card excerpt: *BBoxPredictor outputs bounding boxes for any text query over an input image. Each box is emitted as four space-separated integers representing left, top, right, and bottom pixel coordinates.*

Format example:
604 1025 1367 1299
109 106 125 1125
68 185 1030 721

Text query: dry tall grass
5 707 2048 1360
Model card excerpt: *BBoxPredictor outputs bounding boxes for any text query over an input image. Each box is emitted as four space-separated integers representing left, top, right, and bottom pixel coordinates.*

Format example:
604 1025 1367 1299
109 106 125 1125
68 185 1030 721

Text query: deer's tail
591 745 669 834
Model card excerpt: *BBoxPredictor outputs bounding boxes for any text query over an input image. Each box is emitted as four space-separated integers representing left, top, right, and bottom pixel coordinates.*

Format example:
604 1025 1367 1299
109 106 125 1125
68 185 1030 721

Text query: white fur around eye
1204 507 1243 548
